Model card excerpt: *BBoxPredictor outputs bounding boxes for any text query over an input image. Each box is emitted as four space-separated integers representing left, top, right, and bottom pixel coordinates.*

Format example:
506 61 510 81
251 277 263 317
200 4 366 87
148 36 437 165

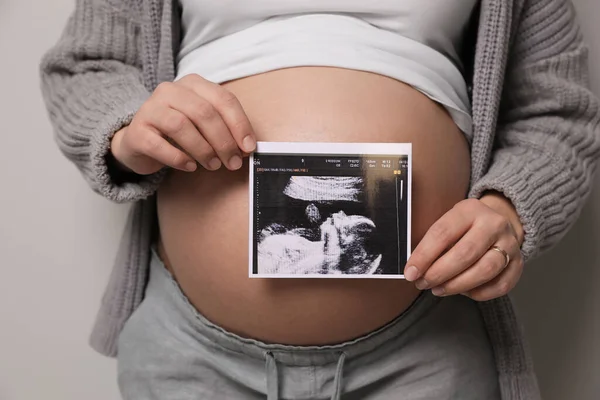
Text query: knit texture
39 1 600 399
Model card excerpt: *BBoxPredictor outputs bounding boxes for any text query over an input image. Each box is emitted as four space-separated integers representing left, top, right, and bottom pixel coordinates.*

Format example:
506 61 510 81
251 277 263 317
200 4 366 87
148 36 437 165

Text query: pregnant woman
40 0 600 399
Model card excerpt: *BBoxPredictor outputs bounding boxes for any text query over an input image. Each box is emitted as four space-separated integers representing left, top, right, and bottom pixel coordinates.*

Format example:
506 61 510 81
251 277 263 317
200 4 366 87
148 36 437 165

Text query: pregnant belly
156 67 471 345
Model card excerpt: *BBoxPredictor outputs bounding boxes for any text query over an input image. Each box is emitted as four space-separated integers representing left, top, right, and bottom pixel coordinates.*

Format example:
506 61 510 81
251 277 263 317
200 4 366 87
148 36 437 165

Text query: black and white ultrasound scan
249 142 411 279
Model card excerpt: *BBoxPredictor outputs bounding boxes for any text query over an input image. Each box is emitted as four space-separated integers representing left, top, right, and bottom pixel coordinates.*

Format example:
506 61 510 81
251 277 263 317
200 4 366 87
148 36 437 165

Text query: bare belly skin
156 67 471 345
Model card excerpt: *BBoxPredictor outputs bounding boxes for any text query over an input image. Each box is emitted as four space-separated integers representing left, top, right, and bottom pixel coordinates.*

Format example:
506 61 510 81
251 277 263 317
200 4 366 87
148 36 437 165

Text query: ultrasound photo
250 143 411 278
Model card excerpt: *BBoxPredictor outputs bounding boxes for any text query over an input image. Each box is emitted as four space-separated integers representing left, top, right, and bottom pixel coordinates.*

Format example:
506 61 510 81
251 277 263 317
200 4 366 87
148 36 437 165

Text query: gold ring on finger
490 245 510 269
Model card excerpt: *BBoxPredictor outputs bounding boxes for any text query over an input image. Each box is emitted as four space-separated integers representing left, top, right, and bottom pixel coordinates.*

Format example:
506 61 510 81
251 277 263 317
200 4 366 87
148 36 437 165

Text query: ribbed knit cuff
44 71 168 203
85 79 168 202
469 148 569 262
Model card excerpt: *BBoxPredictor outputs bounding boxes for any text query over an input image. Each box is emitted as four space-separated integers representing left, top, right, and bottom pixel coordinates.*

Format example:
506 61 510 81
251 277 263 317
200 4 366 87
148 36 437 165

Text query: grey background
0 0 597 399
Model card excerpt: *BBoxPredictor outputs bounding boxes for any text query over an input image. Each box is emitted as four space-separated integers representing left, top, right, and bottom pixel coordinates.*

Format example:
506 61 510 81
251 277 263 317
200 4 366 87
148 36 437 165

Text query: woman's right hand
110 74 257 175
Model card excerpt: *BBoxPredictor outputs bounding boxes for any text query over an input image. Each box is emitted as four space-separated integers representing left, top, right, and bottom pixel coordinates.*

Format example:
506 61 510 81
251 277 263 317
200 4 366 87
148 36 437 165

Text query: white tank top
175 1 478 138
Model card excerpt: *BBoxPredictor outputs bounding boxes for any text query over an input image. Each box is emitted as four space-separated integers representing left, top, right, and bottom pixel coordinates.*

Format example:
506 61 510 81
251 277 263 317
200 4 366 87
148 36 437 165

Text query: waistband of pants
147 246 441 367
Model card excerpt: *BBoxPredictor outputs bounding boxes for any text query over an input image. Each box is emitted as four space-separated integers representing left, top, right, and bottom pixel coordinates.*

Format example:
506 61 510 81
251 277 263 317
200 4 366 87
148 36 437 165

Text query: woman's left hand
404 192 525 301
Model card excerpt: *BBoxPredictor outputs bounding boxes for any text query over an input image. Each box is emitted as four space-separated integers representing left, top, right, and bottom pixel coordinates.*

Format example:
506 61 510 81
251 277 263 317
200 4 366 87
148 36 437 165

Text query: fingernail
404 265 419 281
229 155 242 170
432 287 446 297
415 278 429 290
242 135 256 152
208 158 221 170
185 161 197 171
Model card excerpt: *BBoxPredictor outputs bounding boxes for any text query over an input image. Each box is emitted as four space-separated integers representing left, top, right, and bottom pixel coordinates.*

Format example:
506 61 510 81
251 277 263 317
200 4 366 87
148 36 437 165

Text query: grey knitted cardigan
40 0 600 399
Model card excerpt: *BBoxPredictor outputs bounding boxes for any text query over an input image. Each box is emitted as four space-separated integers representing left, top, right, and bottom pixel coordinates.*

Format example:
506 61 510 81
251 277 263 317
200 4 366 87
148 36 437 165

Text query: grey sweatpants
117 249 501 400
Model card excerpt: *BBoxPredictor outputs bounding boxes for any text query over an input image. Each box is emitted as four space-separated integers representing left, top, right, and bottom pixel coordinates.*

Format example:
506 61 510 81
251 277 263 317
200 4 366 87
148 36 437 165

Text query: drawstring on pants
265 351 347 400
330 352 347 400
266 352 279 400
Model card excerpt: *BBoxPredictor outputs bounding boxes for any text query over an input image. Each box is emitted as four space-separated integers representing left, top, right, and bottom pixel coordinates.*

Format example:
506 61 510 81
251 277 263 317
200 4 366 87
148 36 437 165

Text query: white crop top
175 1 478 138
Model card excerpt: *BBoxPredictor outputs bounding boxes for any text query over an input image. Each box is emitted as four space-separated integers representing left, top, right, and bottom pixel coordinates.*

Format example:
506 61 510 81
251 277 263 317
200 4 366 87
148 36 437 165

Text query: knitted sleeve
469 0 600 261
39 0 165 203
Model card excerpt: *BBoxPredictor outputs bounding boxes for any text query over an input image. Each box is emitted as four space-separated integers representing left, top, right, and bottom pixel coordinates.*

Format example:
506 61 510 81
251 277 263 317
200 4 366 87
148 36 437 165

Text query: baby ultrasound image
251 154 409 277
